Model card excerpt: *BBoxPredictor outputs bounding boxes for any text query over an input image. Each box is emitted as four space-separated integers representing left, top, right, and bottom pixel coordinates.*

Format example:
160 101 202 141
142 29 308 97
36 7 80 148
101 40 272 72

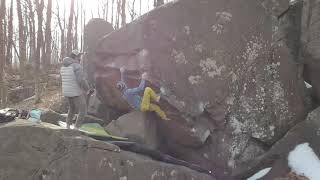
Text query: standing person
116 67 170 120
60 50 92 129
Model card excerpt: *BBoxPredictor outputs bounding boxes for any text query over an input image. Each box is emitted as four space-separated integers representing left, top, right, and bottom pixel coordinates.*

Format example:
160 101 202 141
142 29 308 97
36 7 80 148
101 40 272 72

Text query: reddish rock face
86 0 307 175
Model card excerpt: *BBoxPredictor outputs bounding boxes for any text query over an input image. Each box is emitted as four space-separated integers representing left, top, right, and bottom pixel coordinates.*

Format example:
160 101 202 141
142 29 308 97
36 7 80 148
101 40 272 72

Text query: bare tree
26 0 36 64
66 0 75 53
128 0 137 21
56 1 65 61
106 0 109 21
111 0 114 25
74 1 79 50
3 0 6 60
17 0 27 74
44 0 52 66
0 0 7 107
81 8 86 52
34 0 44 103
139 0 142 16
6 0 13 66
115 0 121 29
154 0 164 7
121 0 126 27
24 0 29 61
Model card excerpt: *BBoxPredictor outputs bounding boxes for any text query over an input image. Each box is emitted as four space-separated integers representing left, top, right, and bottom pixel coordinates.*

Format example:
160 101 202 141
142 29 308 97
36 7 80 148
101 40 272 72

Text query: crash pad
58 121 128 141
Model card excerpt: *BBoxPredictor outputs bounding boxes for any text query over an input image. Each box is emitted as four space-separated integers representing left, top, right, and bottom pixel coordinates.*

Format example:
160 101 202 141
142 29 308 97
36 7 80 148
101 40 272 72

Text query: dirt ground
9 89 62 111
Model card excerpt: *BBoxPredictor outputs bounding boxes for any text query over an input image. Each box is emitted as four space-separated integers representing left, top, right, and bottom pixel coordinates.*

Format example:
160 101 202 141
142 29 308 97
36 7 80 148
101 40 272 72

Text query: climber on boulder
116 67 170 120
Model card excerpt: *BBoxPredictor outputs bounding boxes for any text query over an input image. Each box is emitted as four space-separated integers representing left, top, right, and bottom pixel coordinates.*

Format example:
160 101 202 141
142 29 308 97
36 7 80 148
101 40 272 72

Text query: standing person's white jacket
60 57 89 97
60 50 90 129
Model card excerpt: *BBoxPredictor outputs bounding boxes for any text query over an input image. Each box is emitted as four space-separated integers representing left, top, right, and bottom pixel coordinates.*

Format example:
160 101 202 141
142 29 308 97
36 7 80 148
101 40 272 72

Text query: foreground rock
0 120 214 180
301 0 320 103
88 0 307 172
233 106 320 179
106 111 160 149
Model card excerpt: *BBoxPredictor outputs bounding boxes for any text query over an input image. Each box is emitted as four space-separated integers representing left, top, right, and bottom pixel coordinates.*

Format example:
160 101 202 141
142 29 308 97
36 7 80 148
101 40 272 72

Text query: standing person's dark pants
66 95 87 129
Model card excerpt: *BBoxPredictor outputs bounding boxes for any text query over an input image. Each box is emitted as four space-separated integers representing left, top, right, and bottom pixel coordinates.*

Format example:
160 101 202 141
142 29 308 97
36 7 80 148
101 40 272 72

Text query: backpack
0 108 19 123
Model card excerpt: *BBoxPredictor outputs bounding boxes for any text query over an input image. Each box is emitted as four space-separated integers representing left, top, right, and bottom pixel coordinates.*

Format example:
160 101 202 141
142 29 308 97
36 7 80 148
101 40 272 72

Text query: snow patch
305 81 312 88
288 143 320 180
247 168 272 180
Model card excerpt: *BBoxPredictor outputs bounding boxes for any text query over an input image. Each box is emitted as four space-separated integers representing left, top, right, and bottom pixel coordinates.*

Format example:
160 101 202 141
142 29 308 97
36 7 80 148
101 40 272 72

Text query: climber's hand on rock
120 67 125 73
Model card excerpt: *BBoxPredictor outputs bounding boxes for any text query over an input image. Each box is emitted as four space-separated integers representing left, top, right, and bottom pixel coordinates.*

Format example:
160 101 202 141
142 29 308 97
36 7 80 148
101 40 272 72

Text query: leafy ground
9 89 62 111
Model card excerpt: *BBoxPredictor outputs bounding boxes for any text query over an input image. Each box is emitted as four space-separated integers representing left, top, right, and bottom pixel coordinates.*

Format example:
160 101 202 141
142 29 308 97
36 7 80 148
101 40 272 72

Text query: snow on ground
305 81 312 89
247 168 272 180
288 143 320 180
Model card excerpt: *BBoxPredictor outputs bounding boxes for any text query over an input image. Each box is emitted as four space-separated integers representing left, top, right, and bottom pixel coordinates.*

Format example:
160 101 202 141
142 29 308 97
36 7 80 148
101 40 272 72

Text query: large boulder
106 111 160 149
301 0 320 103
87 91 123 122
89 0 307 173
233 106 320 179
0 120 214 180
83 18 114 84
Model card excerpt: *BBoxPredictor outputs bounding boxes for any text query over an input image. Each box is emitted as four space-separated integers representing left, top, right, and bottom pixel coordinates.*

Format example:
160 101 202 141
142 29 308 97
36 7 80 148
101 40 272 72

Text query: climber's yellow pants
140 87 167 120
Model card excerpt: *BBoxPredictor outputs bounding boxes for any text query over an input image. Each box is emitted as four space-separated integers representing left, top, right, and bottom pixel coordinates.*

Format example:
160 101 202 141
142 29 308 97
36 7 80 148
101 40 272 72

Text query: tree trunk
35 0 44 104
154 0 164 7
129 0 136 21
74 1 78 50
24 0 28 61
66 0 75 53
0 0 7 107
27 0 36 65
3 0 6 61
44 0 52 66
111 0 114 26
106 0 109 21
5 0 12 66
139 0 142 16
80 1 85 52
56 2 65 62
121 0 126 27
81 10 85 52
116 0 121 29
16 0 27 75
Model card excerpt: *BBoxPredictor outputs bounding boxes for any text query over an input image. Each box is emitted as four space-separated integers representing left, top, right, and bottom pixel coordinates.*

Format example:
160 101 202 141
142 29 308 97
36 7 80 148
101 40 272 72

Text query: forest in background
0 0 172 107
